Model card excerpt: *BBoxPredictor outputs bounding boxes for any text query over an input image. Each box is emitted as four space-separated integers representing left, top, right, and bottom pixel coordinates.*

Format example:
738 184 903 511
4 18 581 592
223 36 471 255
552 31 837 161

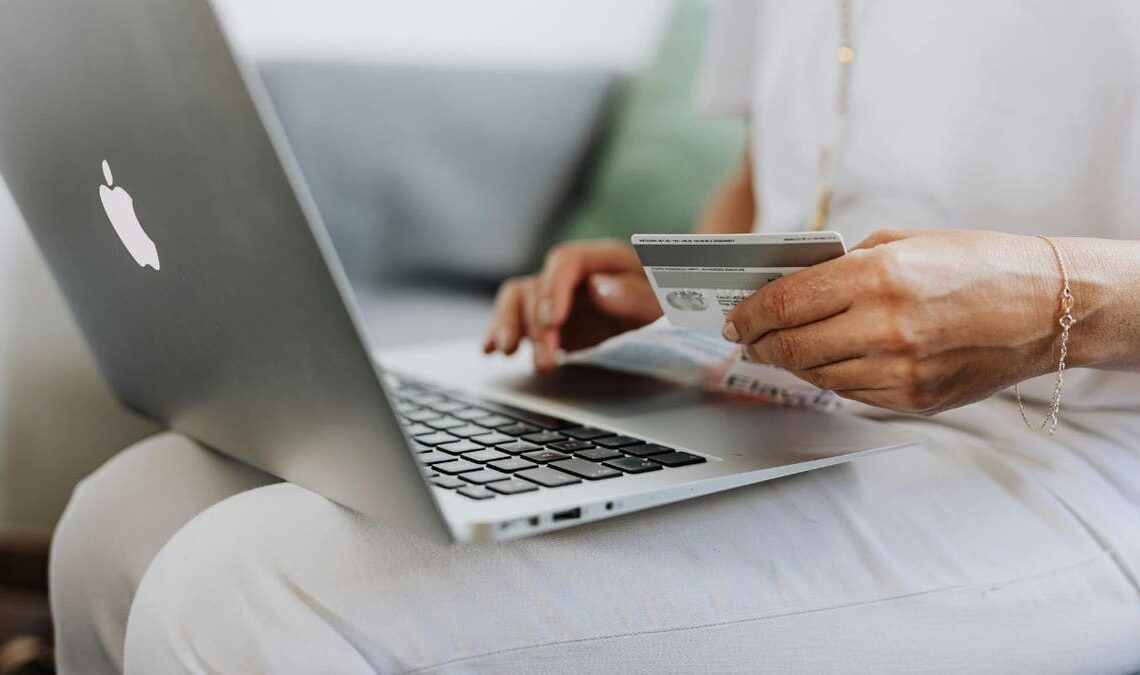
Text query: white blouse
699 0 1140 410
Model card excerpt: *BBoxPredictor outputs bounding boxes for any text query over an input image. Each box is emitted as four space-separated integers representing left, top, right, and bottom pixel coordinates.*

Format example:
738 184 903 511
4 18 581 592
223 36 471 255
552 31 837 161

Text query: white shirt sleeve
696 0 759 116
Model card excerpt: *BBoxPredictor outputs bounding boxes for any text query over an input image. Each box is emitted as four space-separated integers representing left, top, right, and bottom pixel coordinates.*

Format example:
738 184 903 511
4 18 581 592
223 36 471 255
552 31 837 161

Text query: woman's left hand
722 229 1068 414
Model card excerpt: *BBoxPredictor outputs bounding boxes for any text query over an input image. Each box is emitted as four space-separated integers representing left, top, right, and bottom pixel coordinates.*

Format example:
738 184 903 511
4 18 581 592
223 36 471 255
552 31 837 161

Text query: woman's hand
483 239 662 372
723 229 1078 414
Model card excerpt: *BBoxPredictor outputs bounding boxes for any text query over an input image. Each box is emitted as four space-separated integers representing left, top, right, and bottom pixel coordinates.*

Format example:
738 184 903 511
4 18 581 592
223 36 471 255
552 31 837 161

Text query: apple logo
98 159 160 270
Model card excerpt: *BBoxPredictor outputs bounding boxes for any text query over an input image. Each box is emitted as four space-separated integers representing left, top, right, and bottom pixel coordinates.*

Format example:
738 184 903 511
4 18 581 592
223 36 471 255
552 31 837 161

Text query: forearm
696 148 755 235
1057 237 1140 371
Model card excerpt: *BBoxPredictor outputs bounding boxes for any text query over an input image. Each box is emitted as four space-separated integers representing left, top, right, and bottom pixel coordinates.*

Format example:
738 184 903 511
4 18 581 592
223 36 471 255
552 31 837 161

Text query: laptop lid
0 0 452 542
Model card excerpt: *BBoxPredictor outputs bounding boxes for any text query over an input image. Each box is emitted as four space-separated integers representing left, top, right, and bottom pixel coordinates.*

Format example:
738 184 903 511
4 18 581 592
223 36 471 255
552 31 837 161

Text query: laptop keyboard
392 379 706 501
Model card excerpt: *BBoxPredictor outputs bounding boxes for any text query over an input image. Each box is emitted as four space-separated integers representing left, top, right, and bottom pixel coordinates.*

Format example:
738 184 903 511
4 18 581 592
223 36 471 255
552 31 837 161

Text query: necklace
810 0 855 231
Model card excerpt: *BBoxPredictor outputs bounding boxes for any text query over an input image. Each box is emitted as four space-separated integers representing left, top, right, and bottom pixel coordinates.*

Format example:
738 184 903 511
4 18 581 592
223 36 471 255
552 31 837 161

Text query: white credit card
632 231 847 330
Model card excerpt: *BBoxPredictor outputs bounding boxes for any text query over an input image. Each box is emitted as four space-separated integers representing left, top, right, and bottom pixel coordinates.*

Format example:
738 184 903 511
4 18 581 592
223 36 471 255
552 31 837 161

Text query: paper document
564 319 845 412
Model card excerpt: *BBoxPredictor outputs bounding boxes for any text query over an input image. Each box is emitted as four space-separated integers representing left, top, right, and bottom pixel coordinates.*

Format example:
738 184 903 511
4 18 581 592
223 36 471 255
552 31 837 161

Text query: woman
53 2 1140 672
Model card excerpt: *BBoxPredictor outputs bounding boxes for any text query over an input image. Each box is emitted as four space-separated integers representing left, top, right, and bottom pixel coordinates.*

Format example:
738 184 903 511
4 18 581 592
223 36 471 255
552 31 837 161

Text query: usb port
552 508 581 522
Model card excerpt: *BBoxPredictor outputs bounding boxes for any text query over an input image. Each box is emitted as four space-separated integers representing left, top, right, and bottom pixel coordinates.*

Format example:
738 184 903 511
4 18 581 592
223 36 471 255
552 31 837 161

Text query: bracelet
1015 235 1076 435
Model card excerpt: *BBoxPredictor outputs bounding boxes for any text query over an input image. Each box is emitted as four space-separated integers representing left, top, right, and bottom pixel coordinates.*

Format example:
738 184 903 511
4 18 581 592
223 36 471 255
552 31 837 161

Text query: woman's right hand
483 238 662 372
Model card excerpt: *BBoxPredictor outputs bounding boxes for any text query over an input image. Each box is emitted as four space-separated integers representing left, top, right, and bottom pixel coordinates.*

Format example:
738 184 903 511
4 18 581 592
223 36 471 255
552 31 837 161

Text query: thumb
587 273 661 323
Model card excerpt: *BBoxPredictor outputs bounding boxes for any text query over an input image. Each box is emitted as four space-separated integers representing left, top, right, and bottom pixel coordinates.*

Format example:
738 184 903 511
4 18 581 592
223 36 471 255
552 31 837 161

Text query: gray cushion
259 62 616 285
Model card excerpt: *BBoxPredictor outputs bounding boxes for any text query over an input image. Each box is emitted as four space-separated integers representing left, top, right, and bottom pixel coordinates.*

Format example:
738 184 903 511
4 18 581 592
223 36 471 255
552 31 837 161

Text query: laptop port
552 508 581 522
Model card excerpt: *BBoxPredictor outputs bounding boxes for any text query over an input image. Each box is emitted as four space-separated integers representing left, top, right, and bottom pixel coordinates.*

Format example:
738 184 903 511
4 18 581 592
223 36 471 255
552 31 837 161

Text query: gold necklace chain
810 0 855 231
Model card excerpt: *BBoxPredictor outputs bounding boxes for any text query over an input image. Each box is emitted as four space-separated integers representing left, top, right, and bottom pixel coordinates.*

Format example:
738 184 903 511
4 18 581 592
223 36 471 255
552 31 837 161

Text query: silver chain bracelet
1015 235 1076 435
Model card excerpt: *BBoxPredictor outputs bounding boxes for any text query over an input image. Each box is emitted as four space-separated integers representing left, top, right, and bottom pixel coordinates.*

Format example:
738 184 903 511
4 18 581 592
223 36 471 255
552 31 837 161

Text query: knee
50 432 192 672
122 484 389 673
51 432 276 673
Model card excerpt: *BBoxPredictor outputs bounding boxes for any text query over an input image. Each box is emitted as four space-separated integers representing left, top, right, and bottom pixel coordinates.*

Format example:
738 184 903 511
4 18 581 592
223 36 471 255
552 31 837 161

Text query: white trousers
51 397 1140 674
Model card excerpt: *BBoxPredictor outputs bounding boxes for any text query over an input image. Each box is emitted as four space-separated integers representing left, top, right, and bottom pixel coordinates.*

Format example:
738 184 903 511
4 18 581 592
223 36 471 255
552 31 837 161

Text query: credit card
632 231 847 330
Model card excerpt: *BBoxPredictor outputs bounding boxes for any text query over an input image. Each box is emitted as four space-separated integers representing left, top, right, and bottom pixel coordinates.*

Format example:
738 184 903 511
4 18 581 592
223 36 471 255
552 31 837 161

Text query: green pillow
560 0 746 242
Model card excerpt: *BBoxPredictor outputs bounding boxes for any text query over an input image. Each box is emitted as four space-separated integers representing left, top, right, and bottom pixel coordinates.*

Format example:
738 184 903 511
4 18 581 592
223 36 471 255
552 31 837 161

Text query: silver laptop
0 0 922 543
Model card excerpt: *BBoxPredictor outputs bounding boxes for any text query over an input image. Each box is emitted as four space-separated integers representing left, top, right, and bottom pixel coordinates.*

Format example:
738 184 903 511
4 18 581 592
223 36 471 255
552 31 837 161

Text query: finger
850 228 924 251
520 280 552 371
587 272 662 324
724 256 858 343
833 389 902 411
742 307 903 370
487 279 526 355
834 388 934 415
536 240 643 329
789 356 904 392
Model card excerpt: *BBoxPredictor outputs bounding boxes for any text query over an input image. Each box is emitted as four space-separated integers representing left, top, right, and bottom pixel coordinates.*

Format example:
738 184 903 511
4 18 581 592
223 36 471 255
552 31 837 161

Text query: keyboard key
433 460 483 475
410 442 433 453
448 395 574 430
650 451 706 467
472 414 514 428
561 427 611 440
450 424 491 439
432 400 466 413
439 440 484 455
499 422 541 436
403 408 440 423
431 475 467 489
497 440 543 455
548 439 595 453
574 447 622 462
417 451 455 465
593 435 643 448
623 443 673 457
488 479 539 495
403 424 434 437
489 457 537 473
604 457 663 474
453 407 490 421
518 467 582 488
463 448 510 463
394 400 419 414
425 416 465 430
470 432 514 446
458 486 496 500
522 431 567 445
461 469 511 485
406 393 444 407
414 432 460 446
550 458 622 480
522 449 571 464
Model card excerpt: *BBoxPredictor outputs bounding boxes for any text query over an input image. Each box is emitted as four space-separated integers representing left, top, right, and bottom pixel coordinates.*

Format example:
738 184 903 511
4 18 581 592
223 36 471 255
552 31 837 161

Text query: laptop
0 0 922 543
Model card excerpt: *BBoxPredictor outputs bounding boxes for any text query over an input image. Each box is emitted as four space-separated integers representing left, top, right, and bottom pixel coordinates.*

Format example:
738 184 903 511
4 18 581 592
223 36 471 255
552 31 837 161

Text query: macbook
0 0 922 542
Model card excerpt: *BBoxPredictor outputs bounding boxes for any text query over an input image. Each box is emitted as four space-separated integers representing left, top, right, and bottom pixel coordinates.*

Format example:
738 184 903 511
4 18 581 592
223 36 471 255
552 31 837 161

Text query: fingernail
722 321 740 342
536 297 553 326
495 327 511 351
592 276 617 299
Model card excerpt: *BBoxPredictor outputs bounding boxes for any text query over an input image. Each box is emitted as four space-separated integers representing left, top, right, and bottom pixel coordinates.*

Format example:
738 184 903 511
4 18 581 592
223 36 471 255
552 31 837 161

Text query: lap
120 403 1140 673
49 432 278 675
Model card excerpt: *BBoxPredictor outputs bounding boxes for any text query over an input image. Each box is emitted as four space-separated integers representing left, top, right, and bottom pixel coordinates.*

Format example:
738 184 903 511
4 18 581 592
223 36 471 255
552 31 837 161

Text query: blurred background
0 0 743 668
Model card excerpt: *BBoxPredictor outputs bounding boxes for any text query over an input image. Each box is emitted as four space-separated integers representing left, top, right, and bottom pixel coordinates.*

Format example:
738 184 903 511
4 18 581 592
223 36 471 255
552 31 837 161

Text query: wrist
1051 237 1137 369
